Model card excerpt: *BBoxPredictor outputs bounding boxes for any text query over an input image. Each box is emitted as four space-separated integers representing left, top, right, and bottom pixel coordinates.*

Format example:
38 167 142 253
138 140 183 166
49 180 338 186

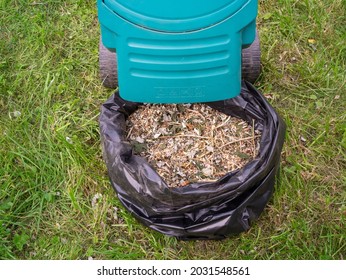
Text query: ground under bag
99 81 286 240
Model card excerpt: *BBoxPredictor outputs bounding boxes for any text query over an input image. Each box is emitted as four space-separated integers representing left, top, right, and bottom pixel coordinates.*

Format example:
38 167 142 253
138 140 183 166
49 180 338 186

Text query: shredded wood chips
126 103 261 187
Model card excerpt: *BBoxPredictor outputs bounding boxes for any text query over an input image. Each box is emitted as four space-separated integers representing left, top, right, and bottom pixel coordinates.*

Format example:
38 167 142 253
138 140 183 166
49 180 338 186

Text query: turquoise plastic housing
98 0 258 103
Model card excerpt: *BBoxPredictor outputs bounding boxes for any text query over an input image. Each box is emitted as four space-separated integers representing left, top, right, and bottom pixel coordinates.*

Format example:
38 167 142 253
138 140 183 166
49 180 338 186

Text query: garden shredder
97 0 261 103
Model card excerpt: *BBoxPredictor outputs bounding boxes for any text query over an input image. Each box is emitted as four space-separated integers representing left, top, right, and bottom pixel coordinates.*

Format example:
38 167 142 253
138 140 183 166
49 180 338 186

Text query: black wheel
241 30 261 83
99 39 118 89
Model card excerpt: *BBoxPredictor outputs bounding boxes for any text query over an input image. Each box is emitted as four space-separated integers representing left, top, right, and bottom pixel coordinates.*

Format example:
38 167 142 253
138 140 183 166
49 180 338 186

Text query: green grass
0 0 345 260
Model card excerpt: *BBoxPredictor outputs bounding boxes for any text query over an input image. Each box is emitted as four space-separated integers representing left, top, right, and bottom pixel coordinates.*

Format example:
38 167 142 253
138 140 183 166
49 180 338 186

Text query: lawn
0 0 345 259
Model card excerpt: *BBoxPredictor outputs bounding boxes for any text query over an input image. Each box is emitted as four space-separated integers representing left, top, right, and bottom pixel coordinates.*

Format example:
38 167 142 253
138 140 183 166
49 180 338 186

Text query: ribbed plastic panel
127 35 231 80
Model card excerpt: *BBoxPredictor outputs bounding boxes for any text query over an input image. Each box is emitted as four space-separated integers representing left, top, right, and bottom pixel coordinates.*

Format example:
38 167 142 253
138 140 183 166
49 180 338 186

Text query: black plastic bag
99 81 286 240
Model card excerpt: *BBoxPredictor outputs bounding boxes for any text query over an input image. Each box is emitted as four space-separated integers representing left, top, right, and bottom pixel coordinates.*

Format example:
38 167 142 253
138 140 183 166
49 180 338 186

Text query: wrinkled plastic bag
99 81 286 240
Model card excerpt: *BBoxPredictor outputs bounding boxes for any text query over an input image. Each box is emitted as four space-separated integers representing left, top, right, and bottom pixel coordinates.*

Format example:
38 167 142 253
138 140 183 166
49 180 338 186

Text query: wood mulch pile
126 103 261 188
